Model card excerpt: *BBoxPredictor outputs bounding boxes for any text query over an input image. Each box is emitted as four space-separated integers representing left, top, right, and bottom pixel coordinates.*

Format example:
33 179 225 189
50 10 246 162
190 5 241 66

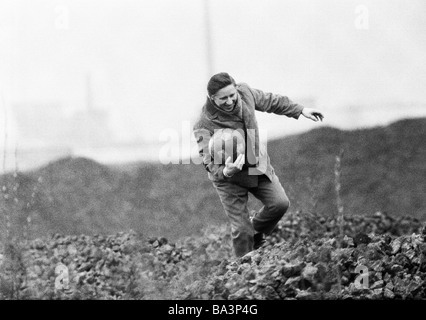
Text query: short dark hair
207 72 236 97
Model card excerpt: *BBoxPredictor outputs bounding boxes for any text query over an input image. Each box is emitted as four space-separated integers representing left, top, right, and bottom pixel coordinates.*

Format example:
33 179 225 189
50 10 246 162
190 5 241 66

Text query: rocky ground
0 210 425 300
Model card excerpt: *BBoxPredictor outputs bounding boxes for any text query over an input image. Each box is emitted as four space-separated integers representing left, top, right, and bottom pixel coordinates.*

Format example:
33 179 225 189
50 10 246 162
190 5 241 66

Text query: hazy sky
1 0 426 149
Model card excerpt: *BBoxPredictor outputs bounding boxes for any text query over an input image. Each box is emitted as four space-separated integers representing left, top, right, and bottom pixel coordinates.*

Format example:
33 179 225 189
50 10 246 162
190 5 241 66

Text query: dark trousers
212 173 290 257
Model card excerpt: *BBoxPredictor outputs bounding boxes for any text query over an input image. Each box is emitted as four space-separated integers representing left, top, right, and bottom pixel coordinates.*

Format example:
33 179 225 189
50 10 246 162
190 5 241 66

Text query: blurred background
0 0 425 172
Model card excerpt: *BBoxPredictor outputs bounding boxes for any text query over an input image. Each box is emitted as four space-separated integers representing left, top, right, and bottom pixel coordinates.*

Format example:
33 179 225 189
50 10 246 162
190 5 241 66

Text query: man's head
207 72 238 110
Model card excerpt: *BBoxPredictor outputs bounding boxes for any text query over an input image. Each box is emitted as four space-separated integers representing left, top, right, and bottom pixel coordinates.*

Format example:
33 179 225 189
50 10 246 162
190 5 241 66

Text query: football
208 129 245 164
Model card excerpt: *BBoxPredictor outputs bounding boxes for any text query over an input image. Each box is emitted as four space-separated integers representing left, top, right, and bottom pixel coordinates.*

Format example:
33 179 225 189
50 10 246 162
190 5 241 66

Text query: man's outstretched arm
245 84 324 122
246 85 304 118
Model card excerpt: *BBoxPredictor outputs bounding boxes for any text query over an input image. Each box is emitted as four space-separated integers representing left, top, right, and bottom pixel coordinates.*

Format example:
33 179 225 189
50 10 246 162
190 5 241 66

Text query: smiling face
211 84 238 110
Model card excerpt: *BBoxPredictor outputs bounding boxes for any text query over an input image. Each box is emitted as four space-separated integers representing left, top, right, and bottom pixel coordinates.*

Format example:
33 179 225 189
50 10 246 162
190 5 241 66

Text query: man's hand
301 107 324 122
223 154 244 177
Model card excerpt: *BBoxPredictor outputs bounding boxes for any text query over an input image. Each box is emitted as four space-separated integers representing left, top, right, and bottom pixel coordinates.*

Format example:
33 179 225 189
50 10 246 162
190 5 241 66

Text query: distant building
12 102 70 148
12 73 115 149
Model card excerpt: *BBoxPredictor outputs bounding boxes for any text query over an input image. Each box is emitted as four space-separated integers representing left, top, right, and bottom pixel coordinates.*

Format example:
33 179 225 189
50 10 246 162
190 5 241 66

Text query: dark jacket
193 82 304 188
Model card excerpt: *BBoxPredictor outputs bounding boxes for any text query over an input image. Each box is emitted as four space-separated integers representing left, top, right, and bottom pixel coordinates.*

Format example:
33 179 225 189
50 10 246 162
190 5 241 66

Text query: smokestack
203 0 214 77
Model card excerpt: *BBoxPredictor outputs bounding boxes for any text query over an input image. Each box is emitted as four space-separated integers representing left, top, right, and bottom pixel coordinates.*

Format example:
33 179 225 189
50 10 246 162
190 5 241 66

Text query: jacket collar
205 98 218 117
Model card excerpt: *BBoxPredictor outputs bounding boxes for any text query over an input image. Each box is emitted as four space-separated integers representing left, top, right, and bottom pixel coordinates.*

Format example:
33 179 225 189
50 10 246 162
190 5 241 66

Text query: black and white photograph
0 0 425 307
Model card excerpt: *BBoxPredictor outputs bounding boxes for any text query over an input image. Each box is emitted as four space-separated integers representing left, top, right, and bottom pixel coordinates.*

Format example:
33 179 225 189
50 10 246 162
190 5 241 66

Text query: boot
253 232 266 250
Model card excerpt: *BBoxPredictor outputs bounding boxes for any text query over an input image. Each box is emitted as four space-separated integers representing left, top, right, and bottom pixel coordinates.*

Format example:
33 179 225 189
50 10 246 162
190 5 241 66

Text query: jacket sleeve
193 126 228 181
246 85 304 119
